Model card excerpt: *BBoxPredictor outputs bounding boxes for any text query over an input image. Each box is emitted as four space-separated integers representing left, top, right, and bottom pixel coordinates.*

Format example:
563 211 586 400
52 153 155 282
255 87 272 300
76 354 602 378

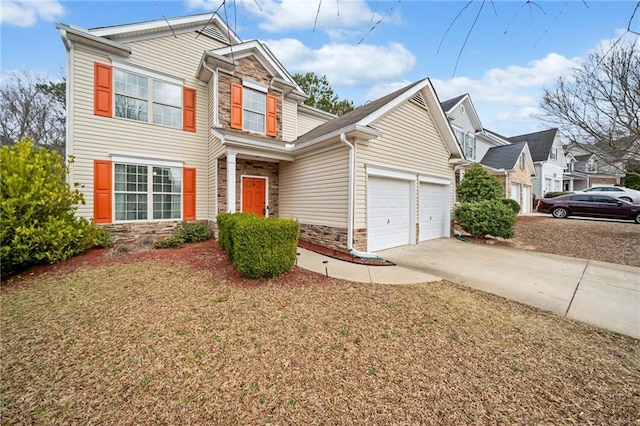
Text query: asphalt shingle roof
440 94 466 113
508 128 558 162
480 141 527 170
294 79 425 145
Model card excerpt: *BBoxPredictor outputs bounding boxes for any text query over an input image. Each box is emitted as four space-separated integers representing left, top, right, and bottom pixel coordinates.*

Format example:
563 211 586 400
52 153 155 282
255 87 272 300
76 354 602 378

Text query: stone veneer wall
299 223 350 252
104 221 182 244
217 158 279 215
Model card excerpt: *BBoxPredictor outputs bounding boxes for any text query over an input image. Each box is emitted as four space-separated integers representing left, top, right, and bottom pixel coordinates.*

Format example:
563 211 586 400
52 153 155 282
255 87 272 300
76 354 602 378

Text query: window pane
115 95 148 121
153 80 181 106
244 110 265 133
153 103 181 128
115 70 148 99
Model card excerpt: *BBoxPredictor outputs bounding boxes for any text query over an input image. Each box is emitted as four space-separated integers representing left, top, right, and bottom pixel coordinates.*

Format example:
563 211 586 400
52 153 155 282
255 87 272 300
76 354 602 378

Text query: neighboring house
441 94 535 213
563 152 625 191
508 129 565 199
57 13 463 254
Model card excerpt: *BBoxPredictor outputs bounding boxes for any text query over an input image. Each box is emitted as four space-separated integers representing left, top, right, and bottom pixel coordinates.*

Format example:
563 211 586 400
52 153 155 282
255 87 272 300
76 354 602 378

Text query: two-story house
57 13 463 255
563 152 626 191
441 94 535 213
508 129 565 199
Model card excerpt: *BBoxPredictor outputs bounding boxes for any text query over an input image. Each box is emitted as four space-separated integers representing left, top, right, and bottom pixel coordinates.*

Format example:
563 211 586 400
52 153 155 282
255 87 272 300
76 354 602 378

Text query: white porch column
459 168 465 182
227 151 237 213
568 179 574 191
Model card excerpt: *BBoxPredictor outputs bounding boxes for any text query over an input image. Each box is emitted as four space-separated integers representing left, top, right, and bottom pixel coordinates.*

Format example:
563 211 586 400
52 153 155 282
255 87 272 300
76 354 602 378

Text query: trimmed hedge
454 200 517 239
154 221 212 249
501 198 521 214
217 213 299 279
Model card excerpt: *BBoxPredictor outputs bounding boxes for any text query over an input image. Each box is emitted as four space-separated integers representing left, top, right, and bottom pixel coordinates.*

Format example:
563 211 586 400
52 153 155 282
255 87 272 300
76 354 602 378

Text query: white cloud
431 52 580 135
363 80 412 102
187 0 390 34
0 0 64 27
265 38 416 85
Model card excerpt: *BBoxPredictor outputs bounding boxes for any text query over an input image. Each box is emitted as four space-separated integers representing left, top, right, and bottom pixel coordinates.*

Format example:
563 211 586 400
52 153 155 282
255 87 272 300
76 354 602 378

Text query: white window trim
111 154 183 168
419 174 451 185
242 78 269 93
112 160 184 223
111 58 183 86
366 164 416 181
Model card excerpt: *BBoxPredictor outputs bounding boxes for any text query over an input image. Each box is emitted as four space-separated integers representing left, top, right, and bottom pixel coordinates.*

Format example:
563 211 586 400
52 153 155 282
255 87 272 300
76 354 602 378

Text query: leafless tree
0 71 66 156
538 40 640 175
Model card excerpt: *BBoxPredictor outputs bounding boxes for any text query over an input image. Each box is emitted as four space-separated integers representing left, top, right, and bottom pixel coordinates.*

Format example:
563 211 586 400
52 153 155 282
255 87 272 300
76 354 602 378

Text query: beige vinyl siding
297 111 329 137
354 100 455 228
70 39 210 221
280 145 349 227
282 99 297 142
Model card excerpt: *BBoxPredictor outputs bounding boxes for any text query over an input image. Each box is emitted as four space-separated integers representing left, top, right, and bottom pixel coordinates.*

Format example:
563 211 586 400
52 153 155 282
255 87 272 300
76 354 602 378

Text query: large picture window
114 69 182 128
243 88 266 133
114 163 181 221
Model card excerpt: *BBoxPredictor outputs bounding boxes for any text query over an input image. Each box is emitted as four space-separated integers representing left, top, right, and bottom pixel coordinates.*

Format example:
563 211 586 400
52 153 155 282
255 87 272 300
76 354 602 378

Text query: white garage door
511 184 520 206
419 182 449 241
367 176 412 252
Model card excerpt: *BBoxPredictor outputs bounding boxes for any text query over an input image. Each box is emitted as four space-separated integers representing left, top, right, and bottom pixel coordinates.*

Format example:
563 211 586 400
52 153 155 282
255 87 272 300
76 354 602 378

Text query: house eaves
56 23 131 56
293 125 382 153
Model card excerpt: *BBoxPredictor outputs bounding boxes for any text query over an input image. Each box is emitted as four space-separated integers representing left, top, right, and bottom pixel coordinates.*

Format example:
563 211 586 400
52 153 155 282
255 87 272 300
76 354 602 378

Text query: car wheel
551 207 568 219
620 197 633 202
634 213 640 224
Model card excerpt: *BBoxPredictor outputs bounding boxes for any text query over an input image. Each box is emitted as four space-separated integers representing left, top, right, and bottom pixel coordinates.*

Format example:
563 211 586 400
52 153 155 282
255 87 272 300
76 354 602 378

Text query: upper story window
454 128 476 160
230 81 277 137
520 152 526 170
93 62 196 132
550 147 557 161
243 88 266 133
114 69 181 128
586 159 597 172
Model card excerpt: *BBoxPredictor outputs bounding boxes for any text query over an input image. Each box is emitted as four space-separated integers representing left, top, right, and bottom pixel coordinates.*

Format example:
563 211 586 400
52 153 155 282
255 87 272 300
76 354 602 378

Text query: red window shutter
183 87 196 132
230 82 243 129
183 168 196 220
94 63 112 117
94 160 112 223
266 94 277 136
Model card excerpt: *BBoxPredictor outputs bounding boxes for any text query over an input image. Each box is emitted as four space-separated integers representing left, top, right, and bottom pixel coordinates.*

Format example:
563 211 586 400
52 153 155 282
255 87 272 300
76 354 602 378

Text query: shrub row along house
56 13 560 255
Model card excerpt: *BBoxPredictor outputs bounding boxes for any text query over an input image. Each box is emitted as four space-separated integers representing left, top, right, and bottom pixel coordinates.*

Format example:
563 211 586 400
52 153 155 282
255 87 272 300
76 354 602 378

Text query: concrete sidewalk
297 239 640 339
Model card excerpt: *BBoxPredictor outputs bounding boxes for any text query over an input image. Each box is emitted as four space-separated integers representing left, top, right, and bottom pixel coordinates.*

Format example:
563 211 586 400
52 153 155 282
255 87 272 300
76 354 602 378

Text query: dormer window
586 159 597 172
230 81 277 136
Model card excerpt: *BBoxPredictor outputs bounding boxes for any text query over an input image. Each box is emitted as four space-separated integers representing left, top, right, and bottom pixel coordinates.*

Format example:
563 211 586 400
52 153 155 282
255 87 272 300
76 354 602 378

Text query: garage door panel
419 183 449 241
367 177 411 252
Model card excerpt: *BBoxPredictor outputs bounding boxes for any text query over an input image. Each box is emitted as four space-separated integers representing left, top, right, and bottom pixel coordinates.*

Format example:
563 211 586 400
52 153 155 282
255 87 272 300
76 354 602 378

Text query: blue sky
1 0 638 135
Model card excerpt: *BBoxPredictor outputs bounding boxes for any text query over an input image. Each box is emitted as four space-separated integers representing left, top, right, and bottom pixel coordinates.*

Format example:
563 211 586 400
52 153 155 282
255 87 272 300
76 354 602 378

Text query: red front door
242 177 266 217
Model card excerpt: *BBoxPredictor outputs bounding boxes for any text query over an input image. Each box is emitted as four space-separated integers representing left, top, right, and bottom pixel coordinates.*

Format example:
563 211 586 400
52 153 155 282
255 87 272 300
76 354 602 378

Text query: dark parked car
537 194 640 224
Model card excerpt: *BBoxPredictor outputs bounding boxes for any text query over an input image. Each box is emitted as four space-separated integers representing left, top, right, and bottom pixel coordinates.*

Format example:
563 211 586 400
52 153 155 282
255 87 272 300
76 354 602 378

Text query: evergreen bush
457 164 503 203
501 198 521 214
177 221 212 243
454 200 517 239
1 138 95 274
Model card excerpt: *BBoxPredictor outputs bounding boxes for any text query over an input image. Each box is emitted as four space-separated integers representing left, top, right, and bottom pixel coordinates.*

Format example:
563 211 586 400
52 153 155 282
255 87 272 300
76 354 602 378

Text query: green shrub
177 221 212 243
1 138 96 275
228 215 299 279
457 164 503 203
154 234 185 249
544 191 574 198
454 200 517 239
217 213 255 260
501 198 521 214
93 225 115 248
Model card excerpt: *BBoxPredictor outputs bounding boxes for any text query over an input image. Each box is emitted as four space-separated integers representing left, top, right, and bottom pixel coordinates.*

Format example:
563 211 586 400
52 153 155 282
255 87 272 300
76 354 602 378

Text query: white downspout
504 170 509 198
339 133 380 259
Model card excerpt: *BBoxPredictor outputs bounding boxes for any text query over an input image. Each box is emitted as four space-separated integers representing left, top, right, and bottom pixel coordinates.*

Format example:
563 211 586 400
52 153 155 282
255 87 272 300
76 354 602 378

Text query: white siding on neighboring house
354 100 454 229
69 35 211 221
297 110 329 136
279 145 349 227
449 104 475 130
282 99 297 142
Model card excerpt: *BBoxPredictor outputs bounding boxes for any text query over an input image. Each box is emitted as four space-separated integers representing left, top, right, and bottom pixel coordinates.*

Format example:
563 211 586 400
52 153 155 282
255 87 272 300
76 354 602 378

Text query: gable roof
440 94 467 113
573 153 594 163
293 78 463 158
480 141 528 170
508 128 558 162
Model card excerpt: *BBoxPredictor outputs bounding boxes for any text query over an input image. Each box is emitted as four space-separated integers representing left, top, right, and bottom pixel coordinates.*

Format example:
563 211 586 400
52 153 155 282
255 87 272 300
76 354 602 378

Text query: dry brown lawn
2 241 639 425
509 215 640 267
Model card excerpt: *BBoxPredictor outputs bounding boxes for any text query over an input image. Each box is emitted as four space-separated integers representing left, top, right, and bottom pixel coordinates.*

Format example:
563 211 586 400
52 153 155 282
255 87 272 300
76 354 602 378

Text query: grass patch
1 261 639 424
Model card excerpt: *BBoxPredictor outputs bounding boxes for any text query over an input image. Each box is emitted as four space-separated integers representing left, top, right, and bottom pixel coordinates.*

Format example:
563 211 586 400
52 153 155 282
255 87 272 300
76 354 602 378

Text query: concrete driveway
379 238 640 339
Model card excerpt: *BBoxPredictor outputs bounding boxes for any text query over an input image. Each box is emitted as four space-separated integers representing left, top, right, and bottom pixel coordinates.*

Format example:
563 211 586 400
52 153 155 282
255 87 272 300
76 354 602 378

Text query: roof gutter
339 133 380 259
